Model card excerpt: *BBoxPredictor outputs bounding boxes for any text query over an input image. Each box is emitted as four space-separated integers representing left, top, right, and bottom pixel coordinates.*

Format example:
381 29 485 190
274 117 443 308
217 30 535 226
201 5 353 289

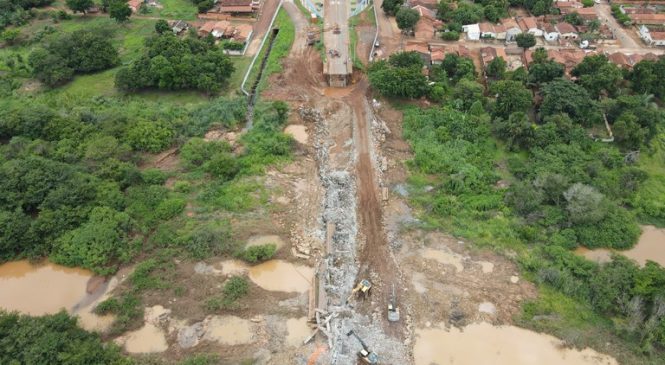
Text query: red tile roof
556 22 577 34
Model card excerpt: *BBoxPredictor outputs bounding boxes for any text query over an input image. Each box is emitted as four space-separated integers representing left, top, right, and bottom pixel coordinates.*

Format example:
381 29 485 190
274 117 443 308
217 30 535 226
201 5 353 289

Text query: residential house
170 20 189 35
218 0 260 14
556 22 578 40
549 48 589 74
412 5 437 20
405 42 432 65
479 22 497 39
517 17 543 37
232 23 253 43
554 1 583 14
212 20 232 38
412 5 443 40
639 25 665 46
501 18 522 42
463 23 481 41
540 22 559 41
494 24 507 40
408 0 438 10
198 21 216 36
575 7 597 21
619 5 656 15
430 47 446 65
480 46 507 76
607 52 632 68
128 0 143 13
629 13 665 25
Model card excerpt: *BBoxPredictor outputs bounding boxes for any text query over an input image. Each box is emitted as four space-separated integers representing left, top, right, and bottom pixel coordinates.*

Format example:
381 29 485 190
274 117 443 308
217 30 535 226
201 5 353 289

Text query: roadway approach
323 0 353 87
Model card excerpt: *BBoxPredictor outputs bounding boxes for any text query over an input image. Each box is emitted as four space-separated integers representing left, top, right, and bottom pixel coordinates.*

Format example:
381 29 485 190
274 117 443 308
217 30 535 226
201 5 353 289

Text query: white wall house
640 25 665 46
463 23 481 41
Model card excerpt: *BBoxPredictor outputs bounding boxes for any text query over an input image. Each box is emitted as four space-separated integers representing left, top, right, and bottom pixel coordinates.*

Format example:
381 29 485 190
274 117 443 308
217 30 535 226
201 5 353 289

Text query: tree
540 78 601 126
388 51 423 68
451 3 483 24
109 0 131 22
486 56 506 79
368 60 429 98
563 12 584 25
516 32 536 49
396 8 420 32
439 53 476 83
572 55 622 97
532 47 548 63
490 80 533 119
437 0 454 21
494 111 536 150
65 0 93 13
155 19 170 34
484 5 501 23
28 29 118 87
527 60 564 85
564 183 607 224
381 0 403 16
452 79 484 111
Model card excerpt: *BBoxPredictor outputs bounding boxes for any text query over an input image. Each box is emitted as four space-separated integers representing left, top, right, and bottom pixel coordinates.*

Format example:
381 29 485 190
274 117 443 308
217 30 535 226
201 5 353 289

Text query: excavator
306 24 341 45
347 330 379 364
346 279 372 304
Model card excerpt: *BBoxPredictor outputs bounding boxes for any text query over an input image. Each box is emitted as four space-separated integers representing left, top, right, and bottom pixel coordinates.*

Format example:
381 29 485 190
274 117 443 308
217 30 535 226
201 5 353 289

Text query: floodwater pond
0 260 114 331
248 260 313 292
414 322 617 365
576 225 665 266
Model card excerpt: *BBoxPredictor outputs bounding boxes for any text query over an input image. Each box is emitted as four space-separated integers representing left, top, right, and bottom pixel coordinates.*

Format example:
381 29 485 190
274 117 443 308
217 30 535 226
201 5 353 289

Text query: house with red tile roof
218 0 260 13
629 13 665 25
518 17 542 37
556 22 578 40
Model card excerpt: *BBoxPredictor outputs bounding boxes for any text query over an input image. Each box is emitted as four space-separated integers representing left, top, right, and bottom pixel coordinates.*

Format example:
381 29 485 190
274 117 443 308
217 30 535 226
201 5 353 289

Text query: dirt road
594 1 640 49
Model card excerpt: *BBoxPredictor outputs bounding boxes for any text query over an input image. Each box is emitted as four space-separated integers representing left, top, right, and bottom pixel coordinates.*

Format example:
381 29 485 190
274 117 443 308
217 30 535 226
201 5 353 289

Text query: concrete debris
177 322 205 349
299 105 409 365
478 302 497 315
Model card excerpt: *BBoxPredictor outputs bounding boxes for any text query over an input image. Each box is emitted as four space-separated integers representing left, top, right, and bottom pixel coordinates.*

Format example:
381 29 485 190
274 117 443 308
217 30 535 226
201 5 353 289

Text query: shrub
174 181 192 193
237 243 276 263
126 120 174 153
441 30 460 41
155 198 186 220
141 168 168 185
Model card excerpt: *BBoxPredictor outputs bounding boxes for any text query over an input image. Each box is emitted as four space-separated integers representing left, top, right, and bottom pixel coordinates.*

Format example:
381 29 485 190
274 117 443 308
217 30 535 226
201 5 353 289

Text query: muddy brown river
415 322 617 365
576 225 665 266
0 260 114 331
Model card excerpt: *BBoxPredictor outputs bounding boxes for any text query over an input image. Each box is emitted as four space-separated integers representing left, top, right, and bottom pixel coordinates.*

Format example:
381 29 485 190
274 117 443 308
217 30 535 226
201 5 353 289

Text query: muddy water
285 317 311 347
218 259 249 276
414 322 617 365
284 125 309 144
576 225 665 266
248 260 313 292
246 234 286 251
204 315 254 345
0 260 114 331
123 323 169 353
422 248 464 272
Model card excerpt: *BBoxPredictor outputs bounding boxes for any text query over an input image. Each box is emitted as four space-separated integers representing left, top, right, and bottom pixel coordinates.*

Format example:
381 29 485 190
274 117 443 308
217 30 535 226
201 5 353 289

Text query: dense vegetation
115 33 235 94
29 29 119 87
0 311 129 364
373 49 665 360
0 0 53 29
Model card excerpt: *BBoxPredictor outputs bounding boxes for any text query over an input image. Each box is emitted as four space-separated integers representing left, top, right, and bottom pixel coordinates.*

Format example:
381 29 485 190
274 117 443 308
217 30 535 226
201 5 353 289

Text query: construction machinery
306 24 340 45
347 330 379 364
346 279 371 304
387 284 400 322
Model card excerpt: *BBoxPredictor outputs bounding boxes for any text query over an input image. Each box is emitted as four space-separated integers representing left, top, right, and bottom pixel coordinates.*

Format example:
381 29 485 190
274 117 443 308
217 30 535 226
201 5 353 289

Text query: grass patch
236 243 276 263
246 8 295 95
205 276 249 311
141 0 198 21
633 134 665 227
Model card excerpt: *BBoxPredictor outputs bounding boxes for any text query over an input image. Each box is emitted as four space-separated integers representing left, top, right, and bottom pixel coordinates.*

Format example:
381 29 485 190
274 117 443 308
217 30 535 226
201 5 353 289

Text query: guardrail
240 0 284 96
368 0 379 61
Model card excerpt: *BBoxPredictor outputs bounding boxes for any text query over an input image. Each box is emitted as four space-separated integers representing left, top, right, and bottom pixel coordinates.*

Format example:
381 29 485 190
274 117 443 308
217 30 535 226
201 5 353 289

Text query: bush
441 30 460 41
141 168 168 185
0 311 130 364
174 181 192 193
237 243 276 263
28 29 118 87
126 120 174 153
179 221 234 259
115 34 234 94
155 198 186 220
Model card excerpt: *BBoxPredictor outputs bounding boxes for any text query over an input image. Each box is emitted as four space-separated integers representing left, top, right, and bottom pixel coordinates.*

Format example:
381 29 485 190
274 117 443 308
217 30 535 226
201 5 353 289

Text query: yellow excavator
346 279 372 304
